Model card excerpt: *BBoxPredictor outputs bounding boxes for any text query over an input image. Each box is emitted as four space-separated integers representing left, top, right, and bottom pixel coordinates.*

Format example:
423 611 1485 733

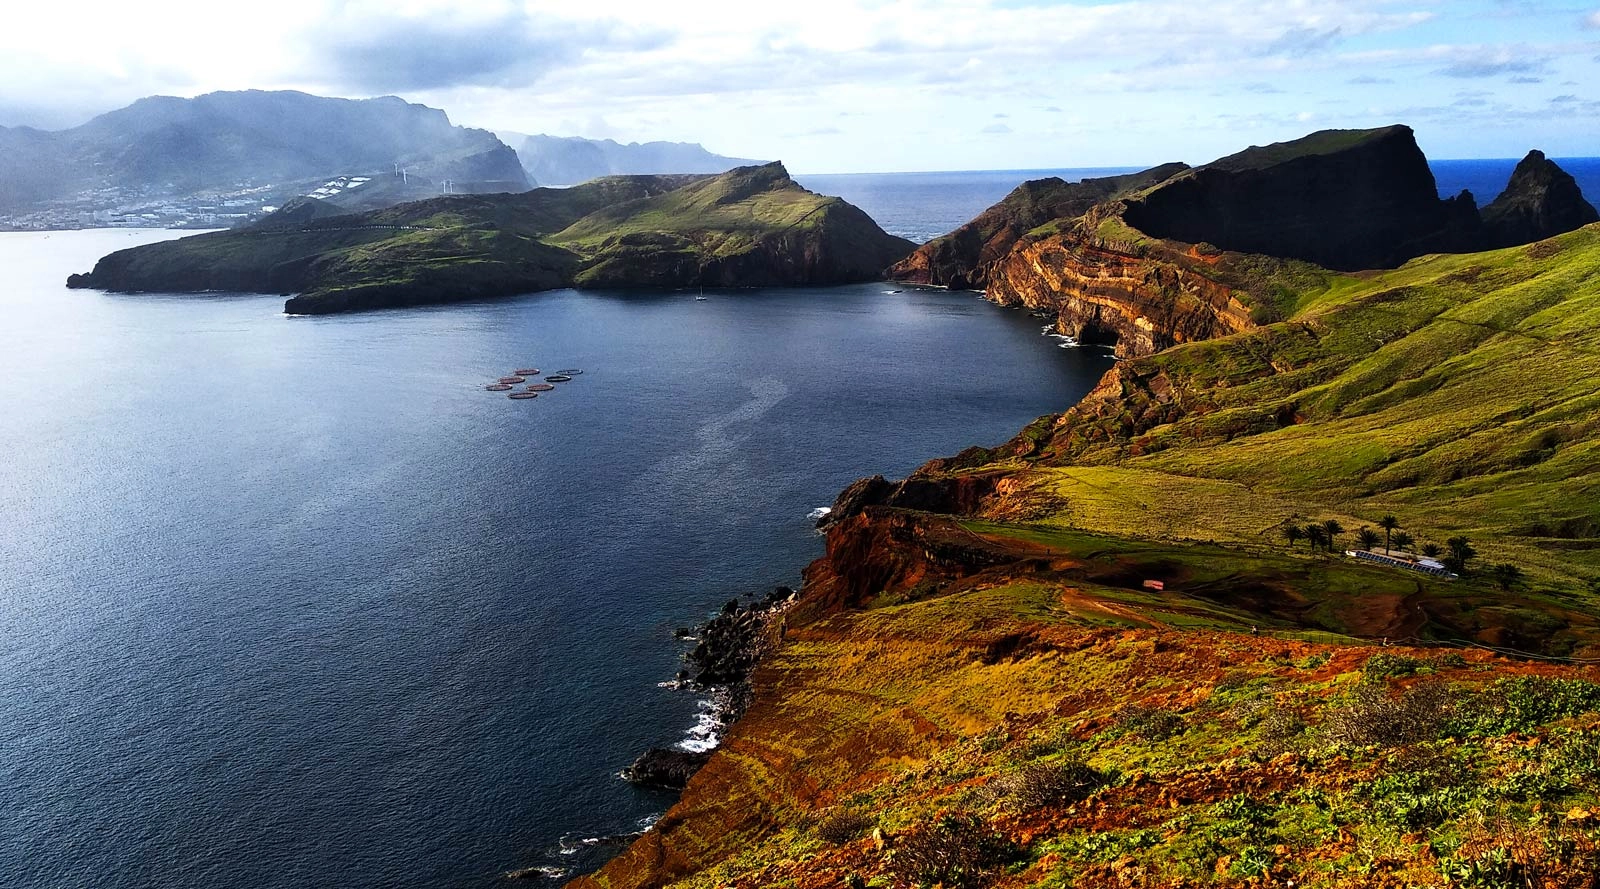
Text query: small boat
545 374 572 383
485 384 513 391
695 296 708 301
498 376 526 384
508 392 538 400
514 368 540 375
527 383 555 392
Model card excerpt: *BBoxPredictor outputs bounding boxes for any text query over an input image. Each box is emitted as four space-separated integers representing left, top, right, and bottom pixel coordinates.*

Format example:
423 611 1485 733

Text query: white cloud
0 0 1595 170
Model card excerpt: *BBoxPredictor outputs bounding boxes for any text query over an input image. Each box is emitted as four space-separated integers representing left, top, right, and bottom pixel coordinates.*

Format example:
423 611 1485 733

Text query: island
66 162 916 314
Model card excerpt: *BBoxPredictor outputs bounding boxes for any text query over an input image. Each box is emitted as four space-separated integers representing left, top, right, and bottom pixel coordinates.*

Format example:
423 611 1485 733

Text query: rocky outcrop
888 163 1187 290
1122 125 1482 271
1481 150 1600 249
985 218 1253 358
621 749 712 791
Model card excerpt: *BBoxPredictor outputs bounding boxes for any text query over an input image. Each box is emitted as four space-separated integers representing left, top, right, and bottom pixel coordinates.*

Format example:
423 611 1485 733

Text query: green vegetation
74 163 914 313
985 226 1600 640
623 571 1600 889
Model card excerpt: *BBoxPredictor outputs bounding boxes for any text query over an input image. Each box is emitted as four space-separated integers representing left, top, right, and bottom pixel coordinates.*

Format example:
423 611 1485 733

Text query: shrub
1323 681 1458 748
1119 705 1185 741
1253 708 1307 760
1363 652 1424 682
886 813 1014 889
1441 823 1600 889
1012 758 1108 810
816 810 874 845
1455 677 1600 735
976 726 1009 754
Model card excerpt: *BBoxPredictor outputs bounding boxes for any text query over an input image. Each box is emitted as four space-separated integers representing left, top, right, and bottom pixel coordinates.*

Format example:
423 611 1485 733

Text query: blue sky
0 0 1596 172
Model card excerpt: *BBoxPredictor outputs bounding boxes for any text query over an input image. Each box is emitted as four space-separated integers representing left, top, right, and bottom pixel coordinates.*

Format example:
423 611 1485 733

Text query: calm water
0 229 1111 888
799 158 1600 243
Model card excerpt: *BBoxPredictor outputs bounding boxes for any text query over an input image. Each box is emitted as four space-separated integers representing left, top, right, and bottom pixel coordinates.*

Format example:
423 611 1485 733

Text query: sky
0 0 1596 173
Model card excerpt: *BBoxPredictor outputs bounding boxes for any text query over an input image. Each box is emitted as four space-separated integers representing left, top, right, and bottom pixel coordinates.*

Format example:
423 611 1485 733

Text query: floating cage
556 369 582 375
544 374 572 383
508 392 538 400
485 384 514 391
498 376 526 384
527 383 555 392
514 368 540 375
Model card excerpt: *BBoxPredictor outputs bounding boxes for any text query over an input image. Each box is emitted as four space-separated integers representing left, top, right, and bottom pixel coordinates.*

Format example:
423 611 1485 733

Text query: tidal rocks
1481 150 1600 249
621 748 712 791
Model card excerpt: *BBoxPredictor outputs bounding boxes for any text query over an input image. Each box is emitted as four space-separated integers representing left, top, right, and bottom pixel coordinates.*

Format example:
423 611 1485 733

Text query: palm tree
1421 543 1442 558
1304 524 1328 553
1490 563 1523 591
1392 531 1415 553
1322 519 1345 552
1445 536 1477 574
1282 525 1304 549
1378 515 1400 554
1357 527 1380 551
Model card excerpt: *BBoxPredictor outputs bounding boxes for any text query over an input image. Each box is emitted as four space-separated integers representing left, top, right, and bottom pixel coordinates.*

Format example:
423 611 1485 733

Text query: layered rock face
1121 126 1481 270
888 163 1187 289
985 222 1253 358
1481 150 1600 248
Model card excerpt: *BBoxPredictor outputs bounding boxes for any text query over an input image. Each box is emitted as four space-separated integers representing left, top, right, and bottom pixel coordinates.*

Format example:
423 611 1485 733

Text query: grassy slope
990 227 1600 598
608 571 1600 889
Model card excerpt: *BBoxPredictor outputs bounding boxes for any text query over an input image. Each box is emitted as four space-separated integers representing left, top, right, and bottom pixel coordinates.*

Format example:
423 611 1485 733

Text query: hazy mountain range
0 90 761 223
500 133 764 187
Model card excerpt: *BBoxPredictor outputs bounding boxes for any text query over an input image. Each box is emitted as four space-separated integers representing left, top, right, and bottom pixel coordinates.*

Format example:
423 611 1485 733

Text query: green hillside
921 225 1600 651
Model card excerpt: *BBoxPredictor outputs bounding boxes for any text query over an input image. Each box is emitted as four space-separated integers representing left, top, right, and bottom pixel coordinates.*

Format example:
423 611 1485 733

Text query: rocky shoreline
621 586 796 791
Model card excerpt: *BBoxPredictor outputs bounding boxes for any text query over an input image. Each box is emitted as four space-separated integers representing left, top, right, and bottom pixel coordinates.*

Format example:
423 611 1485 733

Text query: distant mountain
0 90 529 215
509 134 763 187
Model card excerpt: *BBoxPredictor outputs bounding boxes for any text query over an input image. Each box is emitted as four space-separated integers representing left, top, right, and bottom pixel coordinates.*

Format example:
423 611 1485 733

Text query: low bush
816 810 874 845
1363 652 1424 682
1013 758 1109 809
1455 677 1600 735
1119 705 1185 741
886 813 1014 889
1323 681 1458 748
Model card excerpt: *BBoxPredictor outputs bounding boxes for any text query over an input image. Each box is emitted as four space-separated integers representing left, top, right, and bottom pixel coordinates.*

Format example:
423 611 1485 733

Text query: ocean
0 227 1110 887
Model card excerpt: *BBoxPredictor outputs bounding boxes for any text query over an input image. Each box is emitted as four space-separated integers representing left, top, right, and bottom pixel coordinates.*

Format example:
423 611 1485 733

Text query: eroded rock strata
887 162 1188 290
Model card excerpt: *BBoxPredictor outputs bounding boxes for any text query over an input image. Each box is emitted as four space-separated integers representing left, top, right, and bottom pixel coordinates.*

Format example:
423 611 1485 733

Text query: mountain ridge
0 90 530 216
508 133 763 186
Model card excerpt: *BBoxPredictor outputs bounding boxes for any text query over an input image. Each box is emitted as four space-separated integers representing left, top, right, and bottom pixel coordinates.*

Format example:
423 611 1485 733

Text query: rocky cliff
1481 149 1600 248
67 163 914 314
983 212 1255 358
1121 125 1484 270
887 163 1187 289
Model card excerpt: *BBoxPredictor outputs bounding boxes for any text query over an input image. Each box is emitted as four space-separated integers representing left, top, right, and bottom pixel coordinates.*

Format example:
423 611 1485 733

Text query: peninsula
571 127 1600 889
66 162 915 314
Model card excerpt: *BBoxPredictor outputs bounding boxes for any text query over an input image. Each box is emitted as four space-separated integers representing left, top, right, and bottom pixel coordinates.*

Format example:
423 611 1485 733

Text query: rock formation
1481 150 1600 249
1121 126 1482 271
888 163 1187 290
